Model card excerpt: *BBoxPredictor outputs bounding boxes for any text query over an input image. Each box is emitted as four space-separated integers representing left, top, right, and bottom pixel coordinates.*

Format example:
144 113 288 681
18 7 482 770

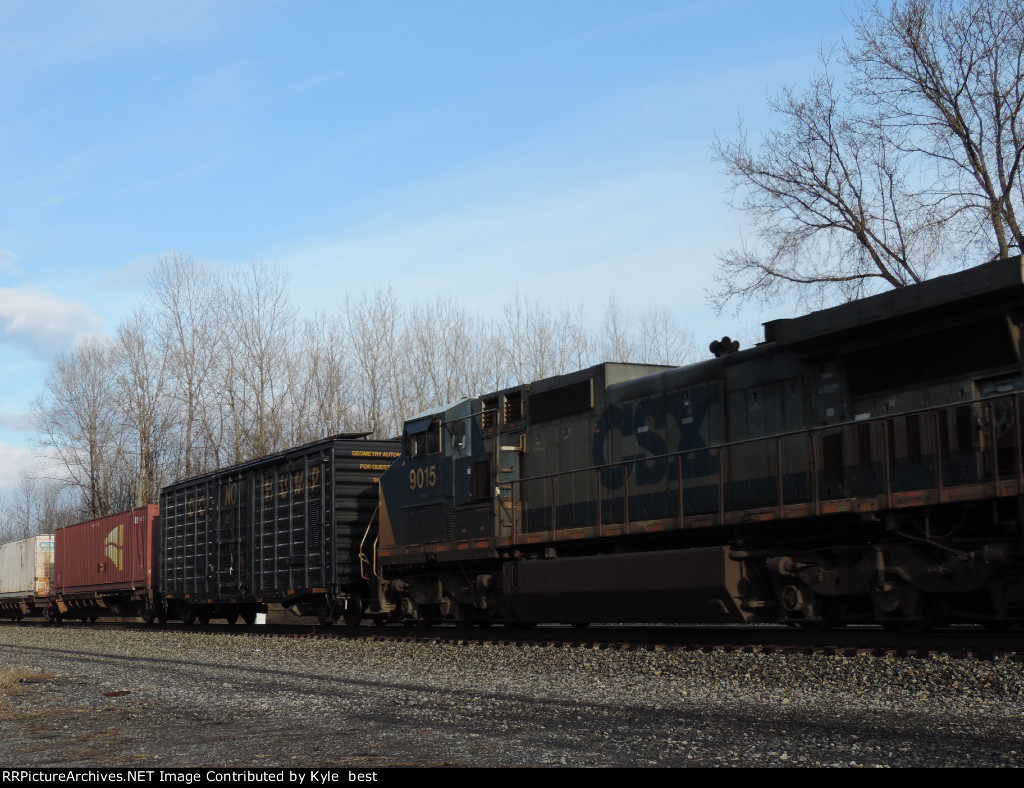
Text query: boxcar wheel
342 601 364 628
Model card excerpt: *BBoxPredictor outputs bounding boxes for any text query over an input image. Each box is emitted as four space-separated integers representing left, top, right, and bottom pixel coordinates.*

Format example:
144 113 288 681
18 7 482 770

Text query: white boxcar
0 535 54 619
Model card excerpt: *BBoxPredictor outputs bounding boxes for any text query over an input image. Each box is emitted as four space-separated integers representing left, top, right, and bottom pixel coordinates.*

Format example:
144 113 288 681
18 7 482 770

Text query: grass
0 667 57 694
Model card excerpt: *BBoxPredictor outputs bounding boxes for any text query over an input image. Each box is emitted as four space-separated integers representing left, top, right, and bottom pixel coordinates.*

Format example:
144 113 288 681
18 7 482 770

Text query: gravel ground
1 626 1023 768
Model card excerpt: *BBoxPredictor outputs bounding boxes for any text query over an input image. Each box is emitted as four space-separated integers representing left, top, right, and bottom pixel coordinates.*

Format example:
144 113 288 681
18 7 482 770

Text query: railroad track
9 618 1023 660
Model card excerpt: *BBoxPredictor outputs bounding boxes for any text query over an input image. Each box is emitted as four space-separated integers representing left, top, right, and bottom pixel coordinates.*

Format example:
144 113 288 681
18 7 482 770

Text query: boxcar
53 506 159 622
0 535 54 621
159 434 400 625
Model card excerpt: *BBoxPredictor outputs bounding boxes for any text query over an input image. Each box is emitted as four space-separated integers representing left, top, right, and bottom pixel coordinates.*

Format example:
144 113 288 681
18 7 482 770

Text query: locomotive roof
763 255 1024 350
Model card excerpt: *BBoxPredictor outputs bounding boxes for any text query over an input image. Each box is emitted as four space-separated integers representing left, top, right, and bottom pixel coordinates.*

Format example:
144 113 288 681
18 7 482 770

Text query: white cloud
0 285 104 358
0 249 22 276
0 1 252 74
99 256 154 291
0 411 32 432
0 442 42 492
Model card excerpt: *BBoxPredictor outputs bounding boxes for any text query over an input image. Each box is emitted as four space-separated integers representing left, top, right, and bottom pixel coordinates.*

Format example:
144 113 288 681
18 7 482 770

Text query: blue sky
0 0 853 487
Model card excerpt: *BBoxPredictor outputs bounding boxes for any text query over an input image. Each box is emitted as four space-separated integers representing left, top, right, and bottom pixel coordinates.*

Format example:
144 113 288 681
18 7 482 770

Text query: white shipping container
0 535 54 598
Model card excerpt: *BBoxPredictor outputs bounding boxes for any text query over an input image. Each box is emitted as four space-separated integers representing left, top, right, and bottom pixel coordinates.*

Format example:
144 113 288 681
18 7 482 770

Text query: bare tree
498 291 585 384
221 262 296 461
713 61 946 310
32 337 128 518
712 0 1024 311
0 471 78 541
851 0 1024 260
343 287 402 438
636 307 696 366
294 311 358 441
148 253 224 478
403 297 496 412
598 297 637 362
114 310 174 505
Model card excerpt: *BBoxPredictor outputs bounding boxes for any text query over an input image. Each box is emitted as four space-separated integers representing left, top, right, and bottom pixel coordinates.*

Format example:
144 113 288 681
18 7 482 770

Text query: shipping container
0 535 54 619
160 434 399 625
53 505 159 621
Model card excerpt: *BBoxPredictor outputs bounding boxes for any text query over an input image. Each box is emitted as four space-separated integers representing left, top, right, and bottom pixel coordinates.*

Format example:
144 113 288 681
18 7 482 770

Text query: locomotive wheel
796 602 841 632
183 609 197 626
226 613 239 626
882 601 938 634
242 611 257 625
407 604 438 628
197 610 212 626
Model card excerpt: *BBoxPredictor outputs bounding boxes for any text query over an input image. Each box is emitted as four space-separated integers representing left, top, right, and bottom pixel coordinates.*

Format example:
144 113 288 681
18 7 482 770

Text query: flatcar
52 506 158 623
369 255 1024 631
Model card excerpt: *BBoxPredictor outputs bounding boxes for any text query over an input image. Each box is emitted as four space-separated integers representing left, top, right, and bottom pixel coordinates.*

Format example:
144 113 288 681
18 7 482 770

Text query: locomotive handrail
358 506 380 581
507 389 1024 485
500 389 1024 535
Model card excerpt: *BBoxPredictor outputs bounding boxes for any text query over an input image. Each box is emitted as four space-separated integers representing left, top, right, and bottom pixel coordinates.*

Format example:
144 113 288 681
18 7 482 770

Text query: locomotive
5 255 1024 632
367 255 1024 631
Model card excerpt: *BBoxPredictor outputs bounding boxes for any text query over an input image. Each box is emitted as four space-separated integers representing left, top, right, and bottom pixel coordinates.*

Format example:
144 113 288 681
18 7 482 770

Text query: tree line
6 252 694 535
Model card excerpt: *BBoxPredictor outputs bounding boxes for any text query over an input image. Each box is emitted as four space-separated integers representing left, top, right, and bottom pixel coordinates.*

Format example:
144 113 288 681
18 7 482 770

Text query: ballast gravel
0 626 1023 768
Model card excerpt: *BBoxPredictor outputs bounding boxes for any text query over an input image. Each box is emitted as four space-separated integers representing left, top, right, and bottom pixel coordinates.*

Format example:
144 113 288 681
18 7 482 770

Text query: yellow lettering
407 464 439 490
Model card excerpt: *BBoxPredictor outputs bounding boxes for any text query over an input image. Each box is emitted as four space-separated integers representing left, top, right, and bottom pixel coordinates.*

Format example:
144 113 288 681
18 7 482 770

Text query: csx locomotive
368 255 1024 631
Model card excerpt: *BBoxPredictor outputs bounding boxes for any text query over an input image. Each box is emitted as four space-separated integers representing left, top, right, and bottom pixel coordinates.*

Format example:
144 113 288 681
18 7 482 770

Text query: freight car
368 255 1024 632
52 506 159 622
0 535 54 621
159 434 399 626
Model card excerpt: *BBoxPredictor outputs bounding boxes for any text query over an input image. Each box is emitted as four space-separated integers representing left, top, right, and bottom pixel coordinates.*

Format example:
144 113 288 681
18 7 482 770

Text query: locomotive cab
382 399 500 546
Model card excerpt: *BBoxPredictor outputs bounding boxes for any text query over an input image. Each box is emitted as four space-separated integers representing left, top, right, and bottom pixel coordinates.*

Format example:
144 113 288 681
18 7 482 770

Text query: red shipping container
54 505 159 595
